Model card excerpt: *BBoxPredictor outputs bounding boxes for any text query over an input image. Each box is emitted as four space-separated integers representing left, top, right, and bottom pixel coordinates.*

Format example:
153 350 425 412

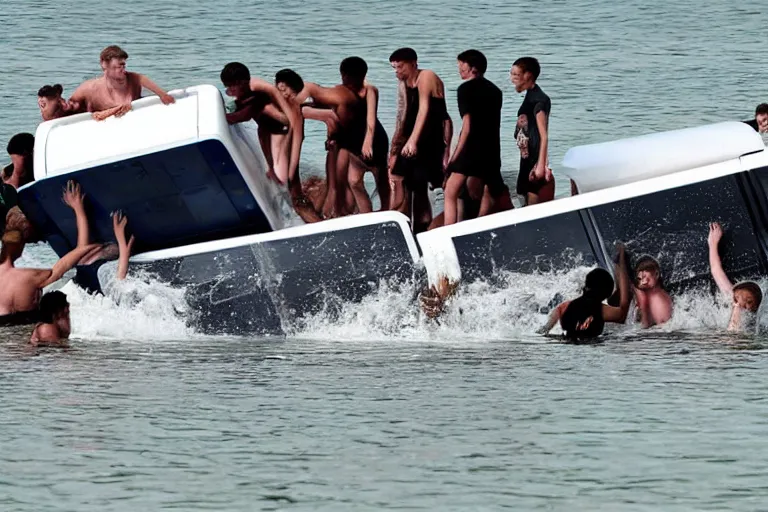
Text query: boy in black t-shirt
443 50 510 226
511 57 553 206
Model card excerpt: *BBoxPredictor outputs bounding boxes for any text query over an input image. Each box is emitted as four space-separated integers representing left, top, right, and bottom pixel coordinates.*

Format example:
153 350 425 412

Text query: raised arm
138 73 175 105
402 72 437 157
603 245 631 323
708 222 733 297
362 83 379 159
112 211 135 280
61 181 89 247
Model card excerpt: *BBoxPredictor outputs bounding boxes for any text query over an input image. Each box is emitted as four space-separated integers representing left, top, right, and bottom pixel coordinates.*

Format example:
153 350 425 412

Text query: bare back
73 73 143 112
0 266 47 315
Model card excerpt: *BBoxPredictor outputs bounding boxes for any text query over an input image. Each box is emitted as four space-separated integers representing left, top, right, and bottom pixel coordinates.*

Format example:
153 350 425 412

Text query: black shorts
447 151 507 199
516 157 547 196
391 146 444 190
336 121 389 172
0 309 41 327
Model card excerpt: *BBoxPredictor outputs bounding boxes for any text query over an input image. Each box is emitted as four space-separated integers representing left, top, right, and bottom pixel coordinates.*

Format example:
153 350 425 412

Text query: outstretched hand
159 93 175 105
112 210 135 249
708 222 723 247
62 180 85 210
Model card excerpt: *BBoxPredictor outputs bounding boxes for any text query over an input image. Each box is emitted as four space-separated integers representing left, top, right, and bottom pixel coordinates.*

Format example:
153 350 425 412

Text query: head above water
583 267 615 301
7 133 35 157
275 68 304 100
457 49 487 79
0 229 25 263
755 103 768 133
635 255 663 290
510 56 540 93
37 84 65 121
39 290 70 324
339 56 368 90
733 281 762 313
100 45 129 82
389 47 418 81
220 62 251 98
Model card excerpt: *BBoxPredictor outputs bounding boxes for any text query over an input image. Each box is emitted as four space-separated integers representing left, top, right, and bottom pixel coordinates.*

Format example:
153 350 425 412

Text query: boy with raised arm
0 181 100 326
70 45 175 121
707 222 763 332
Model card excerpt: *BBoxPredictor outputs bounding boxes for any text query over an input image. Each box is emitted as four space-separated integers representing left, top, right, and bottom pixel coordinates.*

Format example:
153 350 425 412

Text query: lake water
2 0 768 510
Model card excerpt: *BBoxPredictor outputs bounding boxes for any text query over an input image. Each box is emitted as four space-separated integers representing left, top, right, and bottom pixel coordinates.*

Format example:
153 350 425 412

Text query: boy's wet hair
457 49 487 75
340 57 368 86
583 268 614 301
6 133 35 156
275 69 304 94
389 47 418 63
39 290 68 323
756 103 768 116
38 84 63 98
220 62 251 86
513 56 541 80
100 45 128 63
733 281 763 310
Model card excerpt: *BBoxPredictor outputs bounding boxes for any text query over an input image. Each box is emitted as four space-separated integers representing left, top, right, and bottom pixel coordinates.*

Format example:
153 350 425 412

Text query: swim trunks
0 309 41 327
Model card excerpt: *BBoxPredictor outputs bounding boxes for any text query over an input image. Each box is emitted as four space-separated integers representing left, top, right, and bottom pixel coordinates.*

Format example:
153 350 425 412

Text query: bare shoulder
33 323 61 343
418 70 444 95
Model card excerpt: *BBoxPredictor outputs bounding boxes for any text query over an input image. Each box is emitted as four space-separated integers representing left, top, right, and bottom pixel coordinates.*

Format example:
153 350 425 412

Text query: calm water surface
2 0 768 510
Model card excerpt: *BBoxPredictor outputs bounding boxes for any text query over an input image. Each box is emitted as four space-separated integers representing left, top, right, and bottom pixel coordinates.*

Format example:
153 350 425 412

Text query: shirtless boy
633 256 673 327
389 48 452 233
29 291 71 348
296 57 389 216
37 84 79 121
221 62 302 185
708 222 763 332
69 45 175 121
0 181 100 326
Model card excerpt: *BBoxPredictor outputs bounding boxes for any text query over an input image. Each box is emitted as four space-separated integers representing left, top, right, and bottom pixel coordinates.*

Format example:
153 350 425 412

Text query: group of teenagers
421 226 764 340
2 45 766 345
31 44 555 234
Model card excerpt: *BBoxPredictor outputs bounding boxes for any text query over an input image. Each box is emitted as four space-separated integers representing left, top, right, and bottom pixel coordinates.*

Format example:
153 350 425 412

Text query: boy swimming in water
633 256 673 327
29 291 71 347
707 222 763 332
539 245 630 340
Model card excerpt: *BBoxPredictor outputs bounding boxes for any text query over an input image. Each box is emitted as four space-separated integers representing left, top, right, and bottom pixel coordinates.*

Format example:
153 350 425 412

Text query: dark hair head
38 84 63 99
7 133 35 156
340 56 368 87
583 268 615 301
457 49 487 75
275 68 304 94
39 291 69 323
733 281 763 310
100 45 128 62
513 56 541 80
389 47 418 63
756 103 768 116
220 62 251 86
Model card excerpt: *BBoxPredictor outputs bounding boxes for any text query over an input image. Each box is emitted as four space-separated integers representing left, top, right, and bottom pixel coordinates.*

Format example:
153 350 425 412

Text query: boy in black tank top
388 47 453 234
295 57 389 216
220 62 302 186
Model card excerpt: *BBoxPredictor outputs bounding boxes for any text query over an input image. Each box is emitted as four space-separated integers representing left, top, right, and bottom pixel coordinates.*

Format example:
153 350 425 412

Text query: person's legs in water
348 155 373 214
